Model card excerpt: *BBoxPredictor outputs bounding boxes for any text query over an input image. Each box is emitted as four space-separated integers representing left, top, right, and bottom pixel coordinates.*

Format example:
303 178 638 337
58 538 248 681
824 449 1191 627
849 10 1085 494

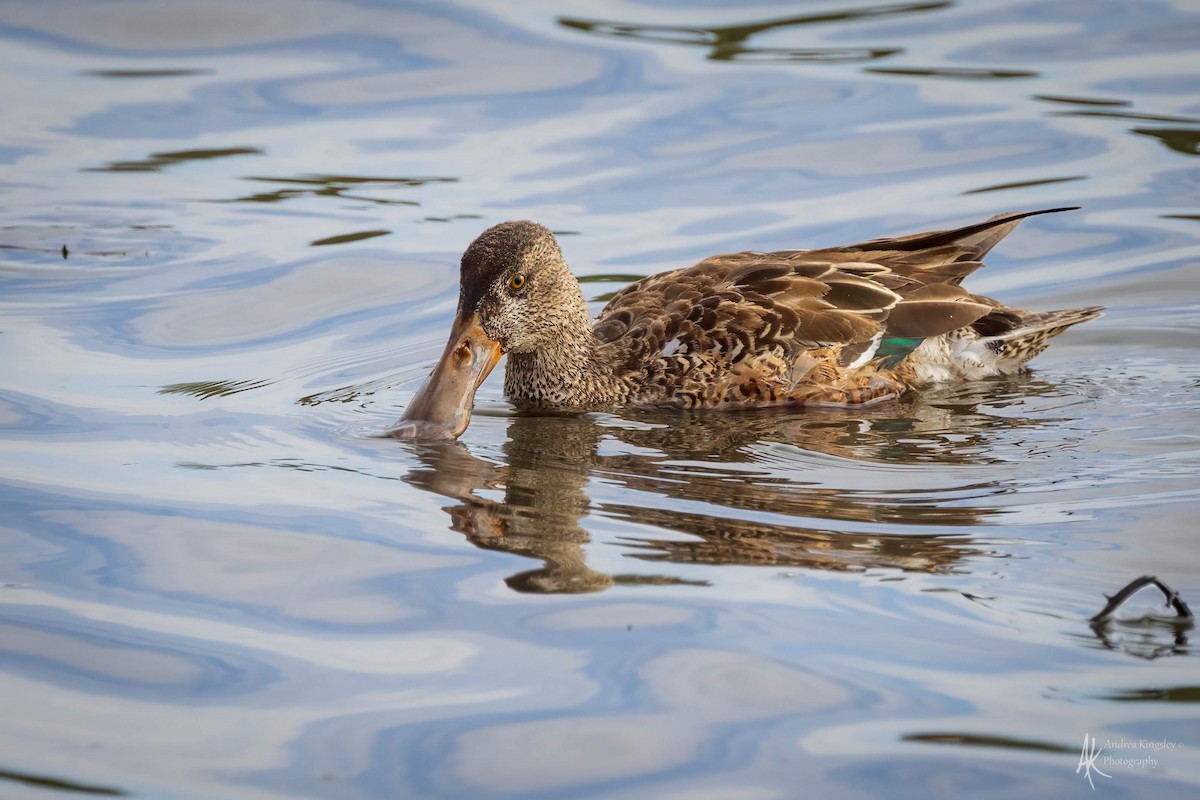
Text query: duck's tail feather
945 208 1081 258
974 305 1105 367
868 304 1104 373
838 207 1081 259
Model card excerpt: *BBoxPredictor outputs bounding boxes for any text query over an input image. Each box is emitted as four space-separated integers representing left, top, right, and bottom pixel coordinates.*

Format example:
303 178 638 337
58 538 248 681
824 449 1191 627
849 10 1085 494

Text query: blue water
2 1 1199 797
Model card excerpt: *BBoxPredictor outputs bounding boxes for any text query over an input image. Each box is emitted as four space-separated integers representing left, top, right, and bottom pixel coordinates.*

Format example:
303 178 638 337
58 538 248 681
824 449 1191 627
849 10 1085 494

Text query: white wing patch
845 331 883 369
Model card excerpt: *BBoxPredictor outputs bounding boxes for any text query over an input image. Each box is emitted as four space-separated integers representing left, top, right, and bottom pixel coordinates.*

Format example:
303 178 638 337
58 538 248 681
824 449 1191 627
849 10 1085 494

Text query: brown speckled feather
593 253 895 406
587 210 1084 408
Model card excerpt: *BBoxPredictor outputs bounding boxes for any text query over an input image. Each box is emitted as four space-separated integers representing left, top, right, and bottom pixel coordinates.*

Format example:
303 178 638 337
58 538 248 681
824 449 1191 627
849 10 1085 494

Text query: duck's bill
388 313 502 440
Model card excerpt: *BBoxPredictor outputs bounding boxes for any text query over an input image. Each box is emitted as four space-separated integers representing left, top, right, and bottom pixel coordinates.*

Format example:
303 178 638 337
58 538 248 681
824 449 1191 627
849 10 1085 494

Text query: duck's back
591 209 1101 408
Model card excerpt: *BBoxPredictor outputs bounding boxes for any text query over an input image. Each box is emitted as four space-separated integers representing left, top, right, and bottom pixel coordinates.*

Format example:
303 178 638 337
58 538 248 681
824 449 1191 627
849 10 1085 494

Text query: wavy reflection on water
218 174 458 206
401 385 1082 593
1133 128 1200 157
864 66 1040 80
84 146 263 173
0 767 127 797
559 1 949 63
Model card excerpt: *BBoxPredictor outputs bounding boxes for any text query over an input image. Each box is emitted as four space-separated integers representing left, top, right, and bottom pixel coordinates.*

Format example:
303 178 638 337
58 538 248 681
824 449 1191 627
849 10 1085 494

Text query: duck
391 208 1103 439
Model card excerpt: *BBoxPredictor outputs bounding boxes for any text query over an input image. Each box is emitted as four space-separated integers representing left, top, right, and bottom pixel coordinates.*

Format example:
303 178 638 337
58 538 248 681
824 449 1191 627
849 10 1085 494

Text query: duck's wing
592 248 989 377
586 208 1082 406
810 207 1079 290
818 208 1083 358
832 207 1076 257
592 209 1077 377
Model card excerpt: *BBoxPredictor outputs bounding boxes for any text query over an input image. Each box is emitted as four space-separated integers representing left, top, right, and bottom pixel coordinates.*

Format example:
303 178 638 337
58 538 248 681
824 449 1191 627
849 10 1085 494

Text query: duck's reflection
403 380 1076 593
405 433 647 594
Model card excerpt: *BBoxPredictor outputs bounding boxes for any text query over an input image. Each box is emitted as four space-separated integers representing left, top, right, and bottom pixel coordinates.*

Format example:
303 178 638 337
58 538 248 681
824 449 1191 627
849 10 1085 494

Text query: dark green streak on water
83 68 213 78
559 1 949 63
222 175 456 205
1103 686 1200 703
1053 110 1200 124
1133 128 1200 156
84 147 263 173
964 176 1086 195
310 229 391 246
902 733 1075 753
0 768 126 796
245 175 458 187
578 273 648 283
866 66 1039 80
1033 94 1132 107
582 274 650 302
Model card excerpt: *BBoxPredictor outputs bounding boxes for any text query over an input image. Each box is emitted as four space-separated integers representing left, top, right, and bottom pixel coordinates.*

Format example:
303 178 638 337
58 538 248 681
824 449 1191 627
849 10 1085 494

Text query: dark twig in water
1090 575 1192 623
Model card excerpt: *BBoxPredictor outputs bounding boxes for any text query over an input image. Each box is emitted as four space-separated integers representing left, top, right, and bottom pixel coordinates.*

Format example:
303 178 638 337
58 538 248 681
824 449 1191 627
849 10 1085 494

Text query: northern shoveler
392 208 1102 439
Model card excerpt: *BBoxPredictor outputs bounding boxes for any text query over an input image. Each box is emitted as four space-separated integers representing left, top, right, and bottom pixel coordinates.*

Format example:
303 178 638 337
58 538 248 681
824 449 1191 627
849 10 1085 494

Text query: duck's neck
503 297 620 410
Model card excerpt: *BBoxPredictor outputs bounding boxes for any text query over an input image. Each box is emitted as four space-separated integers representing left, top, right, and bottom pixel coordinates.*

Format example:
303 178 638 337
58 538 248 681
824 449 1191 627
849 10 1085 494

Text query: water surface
2 1 1199 797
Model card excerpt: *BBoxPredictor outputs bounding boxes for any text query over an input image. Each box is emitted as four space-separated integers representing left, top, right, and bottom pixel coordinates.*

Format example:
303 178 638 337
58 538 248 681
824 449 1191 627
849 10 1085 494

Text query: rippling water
2 1 1199 797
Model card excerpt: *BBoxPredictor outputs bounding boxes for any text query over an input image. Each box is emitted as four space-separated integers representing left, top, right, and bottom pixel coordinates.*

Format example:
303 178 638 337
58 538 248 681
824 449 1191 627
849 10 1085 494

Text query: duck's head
391 221 579 439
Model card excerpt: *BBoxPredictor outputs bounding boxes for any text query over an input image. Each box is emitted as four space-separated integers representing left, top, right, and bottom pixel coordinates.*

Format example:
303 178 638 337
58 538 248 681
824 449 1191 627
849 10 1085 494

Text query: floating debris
1089 575 1193 660
1091 575 1192 623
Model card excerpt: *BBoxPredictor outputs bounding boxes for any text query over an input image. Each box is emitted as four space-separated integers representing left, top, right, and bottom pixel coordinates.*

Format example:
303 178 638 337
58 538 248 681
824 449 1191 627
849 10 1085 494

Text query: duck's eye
509 273 526 291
